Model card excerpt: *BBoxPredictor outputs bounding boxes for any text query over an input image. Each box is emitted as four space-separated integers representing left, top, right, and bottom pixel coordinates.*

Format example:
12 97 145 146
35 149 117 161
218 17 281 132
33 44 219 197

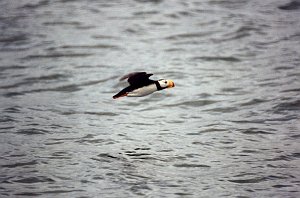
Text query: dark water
1 0 300 197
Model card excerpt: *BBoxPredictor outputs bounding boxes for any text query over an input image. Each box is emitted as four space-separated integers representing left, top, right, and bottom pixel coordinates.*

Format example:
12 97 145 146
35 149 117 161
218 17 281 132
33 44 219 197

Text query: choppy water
1 0 300 197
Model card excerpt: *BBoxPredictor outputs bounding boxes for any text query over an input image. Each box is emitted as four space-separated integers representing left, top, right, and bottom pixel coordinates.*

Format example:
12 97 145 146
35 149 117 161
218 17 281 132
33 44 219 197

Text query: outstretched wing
120 72 154 86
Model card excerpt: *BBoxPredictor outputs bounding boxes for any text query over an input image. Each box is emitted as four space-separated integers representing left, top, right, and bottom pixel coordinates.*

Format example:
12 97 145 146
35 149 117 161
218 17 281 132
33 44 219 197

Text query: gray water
1 0 300 197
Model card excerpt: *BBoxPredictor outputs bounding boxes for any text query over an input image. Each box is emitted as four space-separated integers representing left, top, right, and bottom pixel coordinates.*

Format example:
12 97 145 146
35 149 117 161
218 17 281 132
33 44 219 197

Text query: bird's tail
113 91 128 99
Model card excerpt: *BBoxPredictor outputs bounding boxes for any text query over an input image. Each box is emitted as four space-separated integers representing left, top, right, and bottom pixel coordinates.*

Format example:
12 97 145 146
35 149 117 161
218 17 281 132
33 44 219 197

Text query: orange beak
167 80 175 88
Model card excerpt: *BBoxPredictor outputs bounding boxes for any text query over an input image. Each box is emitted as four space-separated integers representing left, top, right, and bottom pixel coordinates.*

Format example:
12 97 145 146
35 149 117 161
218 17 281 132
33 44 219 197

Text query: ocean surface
0 0 300 197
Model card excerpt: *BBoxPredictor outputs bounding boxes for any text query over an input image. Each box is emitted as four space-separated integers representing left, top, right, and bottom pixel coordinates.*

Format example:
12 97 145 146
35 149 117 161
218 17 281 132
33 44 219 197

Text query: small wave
24 84 80 94
13 176 55 184
205 107 238 113
0 34 28 44
291 152 300 158
135 0 163 4
274 66 295 71
4 106 21 113
14 192 42 196
0 126 15 131
29 189 84 195
0 82 29 90
0 65 27 71
0 74 69 89
60 110 117 116
240 99 268 106
76 136 116 145
2 92 24 97
229 174 291 184
240 128 274 135
253 33 300 48
46 151 72 160
2 76 115 96
208 0 249 9
133 11 159 16
19 0 49 9
265 153 300 161
240 149 261 154
83 111 118 116
165 31 216 40
75 25 96 30
97 153 119 159
290 134 300 139
214 25 264 43
91 153 123 163
165 100 217 107
164 47 185 52
273 99 300 112
76 138 108 145
173 163 210 168
272 184 294 188
228 177 266 184
35 84 81 93
231 119 266 124
60 44 121 50
91 34 119 40
281 88 300 93
125 153 151 157
202 128 227 133
43 21 81 26
23 53 93 60
134 147 151 151
149 21 167 26
17 128 49 135
2 160 38 168
191 56 241 62
163 10 195 19
221 87 242 92
132 122 154 126
174 192 194 196
25 74 69 81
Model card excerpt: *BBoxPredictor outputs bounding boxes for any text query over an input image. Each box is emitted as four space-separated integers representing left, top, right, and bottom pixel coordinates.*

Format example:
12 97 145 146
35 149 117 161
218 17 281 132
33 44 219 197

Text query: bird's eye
164 81 167 84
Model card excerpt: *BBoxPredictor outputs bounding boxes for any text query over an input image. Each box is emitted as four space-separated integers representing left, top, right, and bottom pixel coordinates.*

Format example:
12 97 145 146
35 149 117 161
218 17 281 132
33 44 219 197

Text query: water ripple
173 163 211 168
240 128 275 135
165 100 218 107
2 160 38 168
23 53 93 60
0 0 299 197
13 176 55 184
273 99 300 112
165 31 216 40
191 56 241 62
60 44 121 50
19 0 49 9
17 128 49 135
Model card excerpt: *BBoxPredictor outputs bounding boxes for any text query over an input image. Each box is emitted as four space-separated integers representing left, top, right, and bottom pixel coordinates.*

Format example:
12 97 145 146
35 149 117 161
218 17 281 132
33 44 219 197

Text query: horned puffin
113 72 175 99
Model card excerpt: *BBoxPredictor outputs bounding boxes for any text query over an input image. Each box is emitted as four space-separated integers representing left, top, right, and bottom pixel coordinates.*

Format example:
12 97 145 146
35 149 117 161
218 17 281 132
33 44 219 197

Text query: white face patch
158 79 169 88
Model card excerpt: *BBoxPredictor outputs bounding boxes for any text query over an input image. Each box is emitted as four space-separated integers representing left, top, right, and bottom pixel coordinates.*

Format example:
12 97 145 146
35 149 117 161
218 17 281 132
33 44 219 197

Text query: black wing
120 72 154 86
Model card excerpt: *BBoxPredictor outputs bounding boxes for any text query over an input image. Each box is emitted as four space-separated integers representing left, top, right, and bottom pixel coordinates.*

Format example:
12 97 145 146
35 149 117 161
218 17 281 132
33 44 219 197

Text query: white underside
127 84 157 97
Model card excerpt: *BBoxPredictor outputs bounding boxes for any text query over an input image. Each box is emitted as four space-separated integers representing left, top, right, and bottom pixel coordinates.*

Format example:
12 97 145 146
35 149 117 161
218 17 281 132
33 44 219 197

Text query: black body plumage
113 72 155 99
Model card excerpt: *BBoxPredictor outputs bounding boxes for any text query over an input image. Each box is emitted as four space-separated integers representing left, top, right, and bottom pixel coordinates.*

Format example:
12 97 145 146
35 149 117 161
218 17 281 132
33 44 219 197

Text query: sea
0 0 299 197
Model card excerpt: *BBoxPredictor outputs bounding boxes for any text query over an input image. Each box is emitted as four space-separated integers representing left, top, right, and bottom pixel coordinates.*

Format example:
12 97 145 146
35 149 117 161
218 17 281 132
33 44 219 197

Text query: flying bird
113 72 175 99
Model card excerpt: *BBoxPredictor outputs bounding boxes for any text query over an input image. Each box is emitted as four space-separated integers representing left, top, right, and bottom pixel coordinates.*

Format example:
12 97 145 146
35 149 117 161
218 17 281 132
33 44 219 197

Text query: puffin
113 72 175 99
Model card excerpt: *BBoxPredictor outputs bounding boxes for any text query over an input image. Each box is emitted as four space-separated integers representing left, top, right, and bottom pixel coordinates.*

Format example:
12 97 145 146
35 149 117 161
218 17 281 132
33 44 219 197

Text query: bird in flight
113 72 175 99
